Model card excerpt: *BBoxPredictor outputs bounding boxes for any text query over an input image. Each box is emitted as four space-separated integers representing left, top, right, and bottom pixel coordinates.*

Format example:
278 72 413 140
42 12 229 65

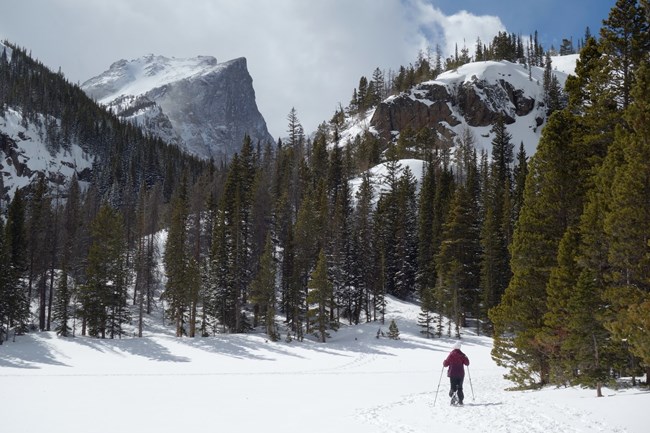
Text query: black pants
449 377 465 402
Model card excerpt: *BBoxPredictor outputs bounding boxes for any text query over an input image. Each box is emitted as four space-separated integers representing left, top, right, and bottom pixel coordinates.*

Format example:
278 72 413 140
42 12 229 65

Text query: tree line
345 27 560 117
490 0 650 393
0 0 648 397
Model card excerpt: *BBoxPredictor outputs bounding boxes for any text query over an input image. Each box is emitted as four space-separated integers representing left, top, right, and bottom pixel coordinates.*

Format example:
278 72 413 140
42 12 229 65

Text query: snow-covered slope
82 54 274 161
84 55 225 102
1 295 646 433
0 108 94 203
0 40 13 61
338 55 577 159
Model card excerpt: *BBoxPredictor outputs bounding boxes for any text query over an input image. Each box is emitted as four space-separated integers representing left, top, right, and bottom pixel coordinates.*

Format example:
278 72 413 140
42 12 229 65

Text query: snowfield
1 296 646 433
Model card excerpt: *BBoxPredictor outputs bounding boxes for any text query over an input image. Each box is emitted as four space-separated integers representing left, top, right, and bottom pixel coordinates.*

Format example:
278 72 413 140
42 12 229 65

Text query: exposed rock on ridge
82 55 274 161
361 59 572 155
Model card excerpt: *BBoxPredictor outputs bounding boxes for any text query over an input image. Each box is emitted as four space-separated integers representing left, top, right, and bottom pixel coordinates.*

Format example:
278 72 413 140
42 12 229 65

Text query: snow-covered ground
1 296 646 433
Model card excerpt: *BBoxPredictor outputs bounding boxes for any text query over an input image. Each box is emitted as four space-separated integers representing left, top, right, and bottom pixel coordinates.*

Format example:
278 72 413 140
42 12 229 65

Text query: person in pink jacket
443 341 470 405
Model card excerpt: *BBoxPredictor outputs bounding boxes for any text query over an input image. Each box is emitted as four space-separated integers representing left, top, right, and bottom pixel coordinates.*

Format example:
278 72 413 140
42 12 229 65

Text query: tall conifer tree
490 110 580 387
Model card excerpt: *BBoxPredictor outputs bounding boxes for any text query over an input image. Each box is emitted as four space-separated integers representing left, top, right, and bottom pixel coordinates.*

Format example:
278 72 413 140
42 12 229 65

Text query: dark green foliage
387 319 400 340
3 190 29 335
353 173 379 322
163 176 195 337
307 249 336 342
417 161 437 295
0 217 9 342
490 110 579 387
598 0 650 109
489 0 650 390
600 62 650 372
374 161 419 301
435 176 481 337
418 286 437 338
542 52 566 116
53 266 71 337
250 234 279 341
79 205 129 338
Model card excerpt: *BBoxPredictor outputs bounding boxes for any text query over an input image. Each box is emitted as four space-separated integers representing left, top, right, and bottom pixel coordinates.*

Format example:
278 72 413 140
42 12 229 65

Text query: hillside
1 296 646 433
336 55 577 158
0 41 211 206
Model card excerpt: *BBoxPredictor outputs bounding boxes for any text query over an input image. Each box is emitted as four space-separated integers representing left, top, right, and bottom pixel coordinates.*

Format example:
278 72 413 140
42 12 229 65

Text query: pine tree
393 166 418 299
599 0 650 109
371 67 385 105
133 184 162 337
387 319 400 340
330 163 357 325
430 163 455 286
435 173 481 337
286 107 305 151
307 249 335 342
0 217 9 343
4 190 29 335
375 158 401 299
28 175 51 331
489 110 580 387
480 117 514 330
601 63 650 375
479 205 501 330
79 205 128 338
512 143 528 223
52 266 71 337
417 160 437 295
291 181 325 336
250 234 279 341
418 285 437 338
542 52 565 116
353 172 376 323
62 176 84 289
164 177 191 337
540 226 583 384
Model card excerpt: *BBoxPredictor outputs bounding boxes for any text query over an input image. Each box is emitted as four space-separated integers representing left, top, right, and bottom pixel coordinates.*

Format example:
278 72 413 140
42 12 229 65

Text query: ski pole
433 366 445 407
467 365 475 402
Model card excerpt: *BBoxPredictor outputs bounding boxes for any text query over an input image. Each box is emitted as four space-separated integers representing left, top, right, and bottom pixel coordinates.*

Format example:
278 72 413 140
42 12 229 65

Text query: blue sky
0 0 617 138
429 0 614 49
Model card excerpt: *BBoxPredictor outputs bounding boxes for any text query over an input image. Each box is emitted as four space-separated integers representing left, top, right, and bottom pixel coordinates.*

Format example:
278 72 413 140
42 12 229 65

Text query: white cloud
0 0 506 139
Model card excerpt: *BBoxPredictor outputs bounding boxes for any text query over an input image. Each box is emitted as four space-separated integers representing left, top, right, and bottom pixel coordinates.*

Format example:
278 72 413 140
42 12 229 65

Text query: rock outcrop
360 60 572 155
82 55 274 161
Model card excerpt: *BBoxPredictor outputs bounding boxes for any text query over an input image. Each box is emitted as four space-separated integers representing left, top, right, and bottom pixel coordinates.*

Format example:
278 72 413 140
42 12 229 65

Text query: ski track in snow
355 369 626 433
1 296 645 433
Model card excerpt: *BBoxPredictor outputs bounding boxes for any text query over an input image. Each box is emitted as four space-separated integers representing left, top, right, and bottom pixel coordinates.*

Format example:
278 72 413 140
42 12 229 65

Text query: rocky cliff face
347 58 576 157
82 55 274 161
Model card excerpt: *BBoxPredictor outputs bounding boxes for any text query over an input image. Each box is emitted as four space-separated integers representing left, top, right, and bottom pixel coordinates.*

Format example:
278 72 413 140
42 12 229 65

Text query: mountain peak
83 54 230 103
82 54 272 161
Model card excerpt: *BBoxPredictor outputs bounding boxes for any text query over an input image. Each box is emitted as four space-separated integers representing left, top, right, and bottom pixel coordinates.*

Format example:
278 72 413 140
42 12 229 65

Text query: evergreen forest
0 0 649 394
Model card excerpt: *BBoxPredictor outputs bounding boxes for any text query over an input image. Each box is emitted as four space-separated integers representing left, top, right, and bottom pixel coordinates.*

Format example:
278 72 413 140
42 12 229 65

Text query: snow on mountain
0 108 93 202
1 294 646 433
0 40 13 61
550 53 579 75
84 55 225 103
339 56 577 160
82 55 274 161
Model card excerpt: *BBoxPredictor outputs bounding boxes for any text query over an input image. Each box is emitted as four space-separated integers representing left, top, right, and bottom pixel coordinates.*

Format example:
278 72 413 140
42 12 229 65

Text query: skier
443 341 470 405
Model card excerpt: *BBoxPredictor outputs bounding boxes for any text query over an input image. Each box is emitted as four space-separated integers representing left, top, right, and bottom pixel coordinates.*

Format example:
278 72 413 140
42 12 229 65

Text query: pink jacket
443 349 469 378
